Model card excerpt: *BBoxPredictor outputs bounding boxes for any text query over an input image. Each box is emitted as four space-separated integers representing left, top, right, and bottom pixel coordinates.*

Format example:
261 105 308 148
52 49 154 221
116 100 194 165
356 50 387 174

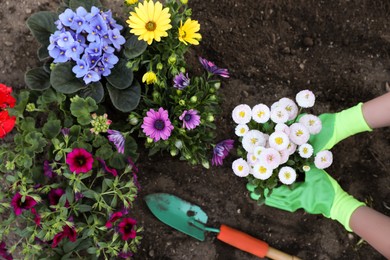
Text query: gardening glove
309 103 372 154
247 166 365 231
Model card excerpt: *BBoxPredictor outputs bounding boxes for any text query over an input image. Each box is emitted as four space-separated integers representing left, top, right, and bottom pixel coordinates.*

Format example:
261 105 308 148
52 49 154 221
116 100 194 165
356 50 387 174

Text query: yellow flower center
309 119 315 126
284 172 291 179
275 137 283 145
239 111 246 118
296 130 303 136
250 138 258 144
303 147 308 154
257 111 264 117
240 128 246 134
259 166 267 174
238 165 243 171
321 157 327 162
145 21 157 31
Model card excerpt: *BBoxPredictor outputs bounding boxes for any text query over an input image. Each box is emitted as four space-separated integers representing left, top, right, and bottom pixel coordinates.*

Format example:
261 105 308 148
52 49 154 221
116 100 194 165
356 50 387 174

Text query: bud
168 54 177 65
180 0 188 4
209 87 216 93
201 160 210 169
184 9 192 16
178 128 186 135
180 67 186 73
49 63 56 70
170 148 178 157
302 165 311 172
152 91 160 101
176 90 182 96
209 95 217 101
5 161 15 171
207 115 215 122
179 99 186 106
175 140 183 149
147 137 154 143
156 62 163 70
26 103 36 112
190 96 198 103
214 82 221 90
128 114 139 125
184 153 192 160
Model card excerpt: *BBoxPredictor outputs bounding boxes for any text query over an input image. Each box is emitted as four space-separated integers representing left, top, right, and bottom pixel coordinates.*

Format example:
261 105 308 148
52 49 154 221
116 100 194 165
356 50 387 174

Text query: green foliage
106 81 141 112
26 11 58 45
69 95 98 125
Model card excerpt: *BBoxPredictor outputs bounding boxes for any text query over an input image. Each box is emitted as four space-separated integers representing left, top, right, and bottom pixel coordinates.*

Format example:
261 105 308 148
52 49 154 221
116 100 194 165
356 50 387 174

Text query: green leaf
69 125 81 137
51 62 86 94
25 67 51 91
70 96 98 125
106 81 141 112
26 11 58 45
38 44 50 61
109 153 127 169
69 0 102 11
106 59 134 90
95 144 113 160
78 204 92 213
40 88 66 105
20 117 36 133
25 132 48 155
124 135 138 160
11 91 30 117
92 134 108 148
124 35 148 59
42 120 62 139
79 81 104 103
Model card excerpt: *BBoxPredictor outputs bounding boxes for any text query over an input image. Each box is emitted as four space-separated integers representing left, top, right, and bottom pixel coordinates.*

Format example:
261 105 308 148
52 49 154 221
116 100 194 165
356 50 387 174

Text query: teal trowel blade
145 193 209 241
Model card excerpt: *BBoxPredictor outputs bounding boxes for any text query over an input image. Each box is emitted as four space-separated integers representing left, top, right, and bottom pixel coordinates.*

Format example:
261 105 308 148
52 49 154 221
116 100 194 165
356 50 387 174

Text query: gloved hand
247 166 365 231
309 103 372 154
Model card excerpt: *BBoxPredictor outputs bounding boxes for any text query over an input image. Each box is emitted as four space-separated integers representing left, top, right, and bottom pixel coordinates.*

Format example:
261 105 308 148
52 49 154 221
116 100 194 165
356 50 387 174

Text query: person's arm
349 206 390 259
362 91 390 129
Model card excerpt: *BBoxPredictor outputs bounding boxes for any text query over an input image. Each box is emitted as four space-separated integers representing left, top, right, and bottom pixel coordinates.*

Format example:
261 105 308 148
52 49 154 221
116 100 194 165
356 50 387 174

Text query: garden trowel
145 193 301 260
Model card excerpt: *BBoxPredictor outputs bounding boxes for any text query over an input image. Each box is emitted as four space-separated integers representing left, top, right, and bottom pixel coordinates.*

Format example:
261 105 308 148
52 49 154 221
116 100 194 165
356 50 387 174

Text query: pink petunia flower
11 192 37 216
66 148 94 174
118 218 137 240
141 108 174 142
51 225 77 248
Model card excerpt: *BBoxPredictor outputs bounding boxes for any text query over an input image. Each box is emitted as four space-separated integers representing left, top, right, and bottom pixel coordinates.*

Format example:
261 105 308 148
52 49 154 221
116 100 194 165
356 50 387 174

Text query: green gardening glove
247 166 365 231
309 103 372 154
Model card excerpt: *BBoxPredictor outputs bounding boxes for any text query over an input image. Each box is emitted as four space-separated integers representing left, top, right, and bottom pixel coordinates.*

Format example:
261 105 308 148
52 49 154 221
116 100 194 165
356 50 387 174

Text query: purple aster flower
11 192 37 216
173 72 190 90
58 9 75 27
212 139 234 166
0 242 12 260
198 57 230 78
141 108 174 142
179 109 201 130
108 28 126 50
107 129 125 154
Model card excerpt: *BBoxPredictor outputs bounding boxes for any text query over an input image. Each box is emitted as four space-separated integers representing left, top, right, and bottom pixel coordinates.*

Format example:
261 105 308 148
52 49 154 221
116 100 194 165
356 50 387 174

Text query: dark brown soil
1 0 389 259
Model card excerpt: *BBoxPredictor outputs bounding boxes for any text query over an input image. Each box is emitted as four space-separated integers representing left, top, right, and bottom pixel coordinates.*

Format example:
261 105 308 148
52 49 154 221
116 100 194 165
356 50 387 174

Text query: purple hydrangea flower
212 139 234 166
173 72 190 90
107 129 125 154
179 109 201 130
198 57 230 78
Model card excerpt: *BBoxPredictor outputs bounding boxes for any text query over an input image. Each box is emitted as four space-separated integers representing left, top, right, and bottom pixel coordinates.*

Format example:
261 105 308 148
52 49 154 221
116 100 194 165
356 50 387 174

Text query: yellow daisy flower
142 71 157 84
178 18 201 45
127 1 172 45
125 0 139 5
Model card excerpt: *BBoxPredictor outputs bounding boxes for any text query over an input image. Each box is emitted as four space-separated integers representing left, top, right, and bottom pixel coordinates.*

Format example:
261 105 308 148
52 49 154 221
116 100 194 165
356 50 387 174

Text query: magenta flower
118 251 133 259
105 211 123 228
66 148 94 174
198 57 230 78
107 129 125 154
212 139 234 166
0 242 12 260
141 108 174 142
118 218 137 240
51 225 77 248
11 192 37 216
179 109 201 130
97 158 118 177
48 188 67 206
30 208 41 226
43 160 56 178
173 72 190 90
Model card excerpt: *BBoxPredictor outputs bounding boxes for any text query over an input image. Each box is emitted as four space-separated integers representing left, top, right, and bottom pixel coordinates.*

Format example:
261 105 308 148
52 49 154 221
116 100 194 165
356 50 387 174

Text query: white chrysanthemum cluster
231 90 333 186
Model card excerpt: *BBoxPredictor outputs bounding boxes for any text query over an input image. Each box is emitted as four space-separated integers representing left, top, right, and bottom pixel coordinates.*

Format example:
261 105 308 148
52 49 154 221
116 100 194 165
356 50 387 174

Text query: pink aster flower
198 57 230 78
107 129 125 154
141 108 174 142
118 218 137 240
258 148 281 170
212 139 234 166
314 150 333 169
179 109 201 130
66 148 94 174
11 192 37 216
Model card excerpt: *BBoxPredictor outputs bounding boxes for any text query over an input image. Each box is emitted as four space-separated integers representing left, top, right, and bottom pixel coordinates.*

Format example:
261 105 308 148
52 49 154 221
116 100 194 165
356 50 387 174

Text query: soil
1 0 390 259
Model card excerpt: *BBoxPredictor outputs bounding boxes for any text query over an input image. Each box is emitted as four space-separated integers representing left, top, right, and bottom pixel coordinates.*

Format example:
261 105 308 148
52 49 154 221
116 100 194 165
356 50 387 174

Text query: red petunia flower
0 241 12 260
0 83 16 109
51 225 77 248
11 192 37 216
105 211 123 228
66 148 94 174
48 188 69 208
0 111 16 138
118 218 137 240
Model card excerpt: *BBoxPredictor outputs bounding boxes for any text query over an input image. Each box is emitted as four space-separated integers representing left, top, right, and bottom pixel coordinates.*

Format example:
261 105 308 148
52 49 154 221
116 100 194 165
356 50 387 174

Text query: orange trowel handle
217 224 301 260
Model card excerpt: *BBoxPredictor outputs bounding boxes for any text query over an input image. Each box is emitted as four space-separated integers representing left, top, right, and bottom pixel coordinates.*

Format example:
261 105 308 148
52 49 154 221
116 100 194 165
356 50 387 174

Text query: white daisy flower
302 165 311 172
252 163 273 180
270 106 289 124
296 90 315 108
279 97 299 121
270 101 279 111
278 166 297 185
253 146 265 157
251 104 270 123
279 149 290 164
286 142 297 155
258 148 281 169
289 123 310 145
299 114 322 134
246 153 258 165
268 131 290 151
298 143 314 158
242 130 266 153
314 150 333 169
232 158 250 177
232 104 252 124
275 123 290 135
235 124 249 137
